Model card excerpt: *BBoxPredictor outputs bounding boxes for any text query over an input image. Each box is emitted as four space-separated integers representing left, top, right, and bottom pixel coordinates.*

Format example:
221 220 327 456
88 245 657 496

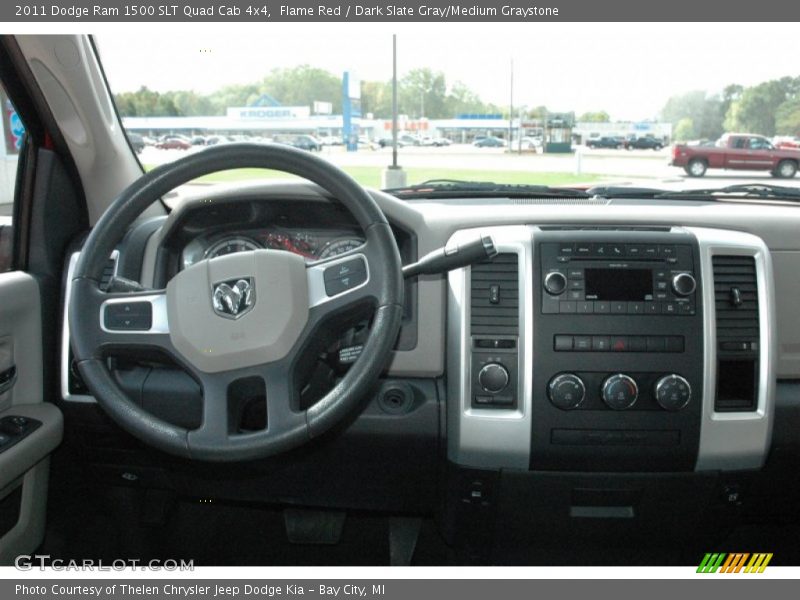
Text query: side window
732 137 748 149
0 82 24 273
749 138 769 150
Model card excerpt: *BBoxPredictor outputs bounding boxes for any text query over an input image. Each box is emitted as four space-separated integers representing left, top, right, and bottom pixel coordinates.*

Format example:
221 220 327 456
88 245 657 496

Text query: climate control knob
601 374 639 410
478 363 509 394
654 374 692 411
548 373 586 410
671 272 697 296
543 271 567 295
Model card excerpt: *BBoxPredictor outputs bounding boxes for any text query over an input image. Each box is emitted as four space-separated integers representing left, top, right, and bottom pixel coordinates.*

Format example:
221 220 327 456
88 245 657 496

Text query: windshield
95 24 800 204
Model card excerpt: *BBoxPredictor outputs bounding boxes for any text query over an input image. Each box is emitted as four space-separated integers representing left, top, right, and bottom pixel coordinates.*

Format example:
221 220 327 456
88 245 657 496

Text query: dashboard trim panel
447 225 533 469
689 227 776 471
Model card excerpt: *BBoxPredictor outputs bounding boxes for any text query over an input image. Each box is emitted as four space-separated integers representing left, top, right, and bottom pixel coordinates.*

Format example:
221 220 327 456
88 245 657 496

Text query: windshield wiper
589 183 800 202
654 183 800 201
384 179 592 199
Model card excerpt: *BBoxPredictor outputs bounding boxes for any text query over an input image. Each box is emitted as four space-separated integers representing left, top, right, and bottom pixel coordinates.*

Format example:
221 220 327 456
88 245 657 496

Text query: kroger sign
227 106 311 120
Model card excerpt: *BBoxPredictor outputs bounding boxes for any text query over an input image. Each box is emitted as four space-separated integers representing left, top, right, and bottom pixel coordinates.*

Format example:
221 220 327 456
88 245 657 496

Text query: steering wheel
69 144 404 461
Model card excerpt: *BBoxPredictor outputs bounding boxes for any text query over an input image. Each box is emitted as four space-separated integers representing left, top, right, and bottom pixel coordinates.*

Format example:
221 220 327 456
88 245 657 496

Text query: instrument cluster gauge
263 231 318 259
204 236 262 260
318 237 364 259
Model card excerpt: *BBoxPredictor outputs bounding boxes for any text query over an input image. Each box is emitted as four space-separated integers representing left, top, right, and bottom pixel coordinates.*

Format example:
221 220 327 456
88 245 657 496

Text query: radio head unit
540 241 697 316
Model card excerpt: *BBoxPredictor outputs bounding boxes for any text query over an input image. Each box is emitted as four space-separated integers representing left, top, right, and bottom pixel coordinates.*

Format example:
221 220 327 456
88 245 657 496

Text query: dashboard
56 179 800 559
54 176 800 555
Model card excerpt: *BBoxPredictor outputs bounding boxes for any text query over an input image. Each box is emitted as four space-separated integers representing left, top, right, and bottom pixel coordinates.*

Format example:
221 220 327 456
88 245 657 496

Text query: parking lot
138 143 788 190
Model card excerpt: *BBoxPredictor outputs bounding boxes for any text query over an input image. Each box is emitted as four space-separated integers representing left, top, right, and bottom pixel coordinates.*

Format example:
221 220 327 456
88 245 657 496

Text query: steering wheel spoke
70 277 177 361
185 359 308 461
306 239 382 324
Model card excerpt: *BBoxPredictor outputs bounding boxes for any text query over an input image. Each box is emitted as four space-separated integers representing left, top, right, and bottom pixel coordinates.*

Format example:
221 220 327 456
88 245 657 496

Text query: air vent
470 253 519 336
99 253 119 290
712 255 759 412
713 256 759 346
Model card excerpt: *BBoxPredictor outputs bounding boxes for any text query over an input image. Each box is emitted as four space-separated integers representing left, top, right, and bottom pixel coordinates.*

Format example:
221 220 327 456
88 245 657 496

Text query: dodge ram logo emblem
212 278 255 319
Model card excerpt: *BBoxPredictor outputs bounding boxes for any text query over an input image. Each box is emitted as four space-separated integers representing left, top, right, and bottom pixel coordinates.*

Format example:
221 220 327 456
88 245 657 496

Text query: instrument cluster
181 226 365 270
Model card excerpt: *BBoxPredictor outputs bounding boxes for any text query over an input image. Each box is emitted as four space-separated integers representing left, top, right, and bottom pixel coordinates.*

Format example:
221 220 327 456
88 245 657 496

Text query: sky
94 22 800 121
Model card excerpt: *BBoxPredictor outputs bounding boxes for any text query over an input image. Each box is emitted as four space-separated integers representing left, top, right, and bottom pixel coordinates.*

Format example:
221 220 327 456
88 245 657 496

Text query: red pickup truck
671 133 800 178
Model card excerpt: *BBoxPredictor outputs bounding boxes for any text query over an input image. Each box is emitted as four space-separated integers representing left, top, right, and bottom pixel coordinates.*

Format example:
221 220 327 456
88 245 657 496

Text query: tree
361 80 392 118
661 90 724 140
447 81 488 116
399 68 448 118
674 118 695 141
776 98 800 136
724 79 798 136
578 111 610 123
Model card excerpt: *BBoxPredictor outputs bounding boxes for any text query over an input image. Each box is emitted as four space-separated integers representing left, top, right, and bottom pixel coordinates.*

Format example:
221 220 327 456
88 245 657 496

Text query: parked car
287 135 322 151
319 135 343 146
625 136 664 150
125 131 145 153
586 136 623 149
671 133 800 177
155 136 192 150
378 134 422 148
774 136 800 150
190 136 207 146
473 136 505 147
420 136 452 147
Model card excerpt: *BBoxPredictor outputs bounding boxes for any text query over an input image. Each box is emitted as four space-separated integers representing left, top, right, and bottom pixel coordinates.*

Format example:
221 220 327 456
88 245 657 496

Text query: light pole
508 59 513 153
382 34 406 189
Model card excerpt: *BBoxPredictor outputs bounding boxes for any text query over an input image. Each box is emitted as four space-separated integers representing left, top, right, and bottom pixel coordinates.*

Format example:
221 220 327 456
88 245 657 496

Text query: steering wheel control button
322 257 366 281
601 374 639 410
671 272 697 296
544 271 567 295
103 301 153 331
478 363 509 394
548 374 586 410
654 374 692 411
323 257 367 296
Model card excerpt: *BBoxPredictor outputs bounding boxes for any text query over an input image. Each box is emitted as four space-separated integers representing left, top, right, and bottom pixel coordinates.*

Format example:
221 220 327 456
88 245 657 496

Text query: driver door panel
0 270 62 564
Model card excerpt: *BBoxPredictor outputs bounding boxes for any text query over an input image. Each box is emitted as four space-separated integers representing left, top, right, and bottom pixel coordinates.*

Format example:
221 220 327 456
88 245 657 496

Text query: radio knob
544 271 567 295
654 374 692 411
478 363 509 394
601 374 639 410
671 272 696 296
548 373 586 410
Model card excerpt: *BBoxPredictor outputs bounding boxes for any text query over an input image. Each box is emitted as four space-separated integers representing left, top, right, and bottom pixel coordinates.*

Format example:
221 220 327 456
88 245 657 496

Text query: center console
532 229 702 471
447 225 774 474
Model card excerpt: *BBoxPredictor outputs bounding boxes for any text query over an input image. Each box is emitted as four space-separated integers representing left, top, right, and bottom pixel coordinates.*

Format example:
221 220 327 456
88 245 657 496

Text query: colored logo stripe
697 552 773 573
744 553 773 573
697 553 726 573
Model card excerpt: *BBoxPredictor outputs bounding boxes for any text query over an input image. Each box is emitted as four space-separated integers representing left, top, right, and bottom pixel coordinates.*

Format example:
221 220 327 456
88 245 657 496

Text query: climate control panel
547 372 693 412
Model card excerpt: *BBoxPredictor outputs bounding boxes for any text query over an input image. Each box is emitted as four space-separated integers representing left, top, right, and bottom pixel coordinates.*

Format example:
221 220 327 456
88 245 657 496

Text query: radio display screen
584 268 653 301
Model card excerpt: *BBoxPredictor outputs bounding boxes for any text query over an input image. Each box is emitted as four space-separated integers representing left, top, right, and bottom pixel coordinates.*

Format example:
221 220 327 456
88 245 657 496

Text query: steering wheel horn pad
167 249 309 373
69 143 404 461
